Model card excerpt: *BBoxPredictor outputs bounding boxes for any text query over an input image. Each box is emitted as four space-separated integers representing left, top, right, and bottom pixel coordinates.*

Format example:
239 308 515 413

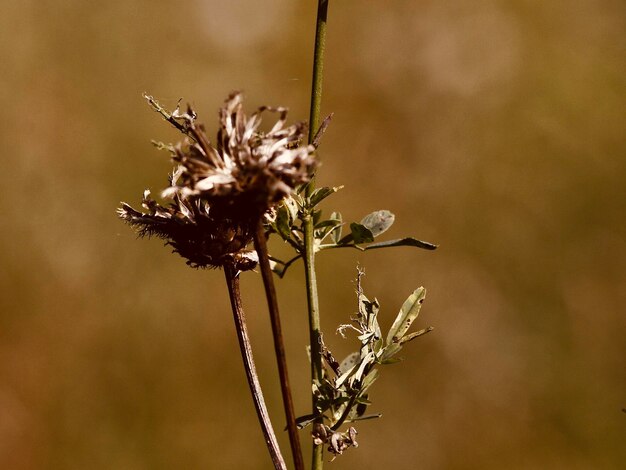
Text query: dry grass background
1 1 625 468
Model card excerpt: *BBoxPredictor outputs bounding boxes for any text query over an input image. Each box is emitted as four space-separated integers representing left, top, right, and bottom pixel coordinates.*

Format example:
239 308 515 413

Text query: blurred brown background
1 0 625 468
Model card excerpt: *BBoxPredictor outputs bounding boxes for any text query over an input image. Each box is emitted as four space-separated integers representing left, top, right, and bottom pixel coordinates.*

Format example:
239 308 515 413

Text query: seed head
163 91 316 219
118 92 315 270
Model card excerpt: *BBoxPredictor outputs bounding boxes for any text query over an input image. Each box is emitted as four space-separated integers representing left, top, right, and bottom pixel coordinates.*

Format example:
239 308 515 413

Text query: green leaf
315 219 341 230
349 223 375 244
308 186 343 208
275 204 292 241
360 210 395 237
294 414 317 430
386 287 426 345
330 212 343 243
284 196 299 221
364 237 437 251
380 357 403 365
312 209 322 227
348 413 382 422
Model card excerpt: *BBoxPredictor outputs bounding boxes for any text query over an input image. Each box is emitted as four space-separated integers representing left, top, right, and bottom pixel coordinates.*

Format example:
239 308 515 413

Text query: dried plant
118 92 321 470
118 1 437 469
119 91 315 270
118 185 257 271
297 269 433 459
157 92 316 219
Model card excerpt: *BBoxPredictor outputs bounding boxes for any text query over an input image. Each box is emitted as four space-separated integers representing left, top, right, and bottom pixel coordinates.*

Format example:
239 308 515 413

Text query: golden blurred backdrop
1 1 625 468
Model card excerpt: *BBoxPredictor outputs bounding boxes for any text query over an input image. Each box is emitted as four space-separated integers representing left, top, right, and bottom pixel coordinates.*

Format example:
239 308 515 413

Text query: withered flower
163 91 316 219
118 92 315 270
118 170 257 270
312 423 359 459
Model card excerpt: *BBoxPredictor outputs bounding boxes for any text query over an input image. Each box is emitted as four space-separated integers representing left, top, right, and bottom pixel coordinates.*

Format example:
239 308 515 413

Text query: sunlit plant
118 1 436 469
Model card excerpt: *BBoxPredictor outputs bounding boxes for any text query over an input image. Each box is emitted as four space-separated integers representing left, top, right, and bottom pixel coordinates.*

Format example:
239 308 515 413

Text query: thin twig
223 263 287 470
253 221 305 470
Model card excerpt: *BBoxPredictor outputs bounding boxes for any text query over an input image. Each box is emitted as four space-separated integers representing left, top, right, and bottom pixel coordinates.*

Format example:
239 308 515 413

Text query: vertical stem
308 0 331 151
307 2 330 468
253 221 305 470
303 214 324 469
223 264 287 470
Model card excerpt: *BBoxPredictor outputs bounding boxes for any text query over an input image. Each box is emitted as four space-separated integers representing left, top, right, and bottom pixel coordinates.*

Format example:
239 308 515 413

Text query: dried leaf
339 352 360 374
386 287 426 345
400 326 434 344
360 210 395 237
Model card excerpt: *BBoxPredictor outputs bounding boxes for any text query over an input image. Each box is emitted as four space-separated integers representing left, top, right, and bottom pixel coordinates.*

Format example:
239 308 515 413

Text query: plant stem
307 2 330 469
223 263 287 470
303 214 324 469
253 221 305 470
308 0 331 151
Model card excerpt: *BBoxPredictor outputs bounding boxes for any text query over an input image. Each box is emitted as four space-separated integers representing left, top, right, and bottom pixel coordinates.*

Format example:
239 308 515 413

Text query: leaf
359 368 379 394
386 287 426 345
314 218 342 241
315 219 341 230
380 343 402 362
312 209 322 226
364 237 438 251
335 363 358 389
330 212 343 243
348 413 382 422
271 264 286 278
349 223 375 244
360 210 395 237
284 196 299 221
350 351 376 386
399 326 434 344
339 352 360 374
308 186 343 208
294 414 317 430
275 204 292 241
380 357 402 365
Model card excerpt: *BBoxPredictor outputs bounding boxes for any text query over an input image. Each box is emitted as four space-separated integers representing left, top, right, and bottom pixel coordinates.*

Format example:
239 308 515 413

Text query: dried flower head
118 92 316 270
118 169 257 270
312 423 358 459
162 92 316 219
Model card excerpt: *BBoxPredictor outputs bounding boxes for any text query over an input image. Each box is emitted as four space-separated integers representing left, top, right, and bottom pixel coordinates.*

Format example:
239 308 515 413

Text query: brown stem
253 220 305 470
223 263 287 470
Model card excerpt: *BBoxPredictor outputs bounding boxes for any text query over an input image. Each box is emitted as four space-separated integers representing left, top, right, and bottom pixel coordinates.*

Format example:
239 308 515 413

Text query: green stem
223 264 287 470
253 221 305 470
303 214 324 469
307 2 330 469
308 0 330 150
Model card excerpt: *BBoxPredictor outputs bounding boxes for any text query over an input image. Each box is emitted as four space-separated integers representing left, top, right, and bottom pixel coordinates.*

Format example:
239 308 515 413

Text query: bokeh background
1 1 625 468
